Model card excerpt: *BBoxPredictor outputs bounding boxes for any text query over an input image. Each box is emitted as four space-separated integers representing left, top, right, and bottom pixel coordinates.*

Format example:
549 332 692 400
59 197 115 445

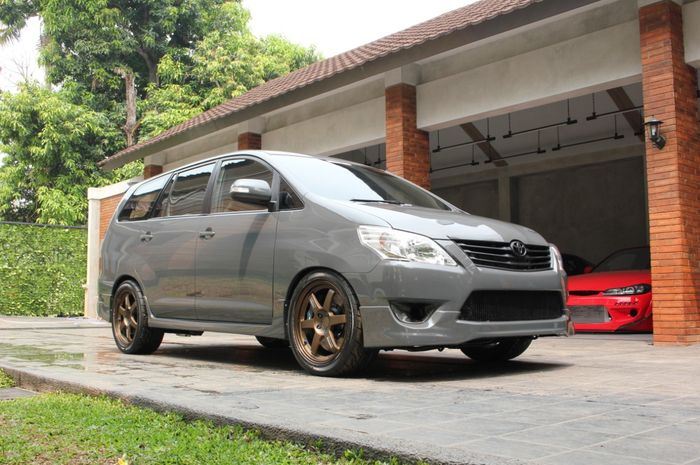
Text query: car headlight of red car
602 284 651 296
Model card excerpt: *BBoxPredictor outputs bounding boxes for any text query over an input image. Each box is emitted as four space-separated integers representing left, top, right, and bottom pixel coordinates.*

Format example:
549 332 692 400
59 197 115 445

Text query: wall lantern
644 116 666 149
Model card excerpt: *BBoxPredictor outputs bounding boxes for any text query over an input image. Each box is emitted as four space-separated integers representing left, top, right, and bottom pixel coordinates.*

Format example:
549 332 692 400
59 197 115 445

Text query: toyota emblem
510 240 527 257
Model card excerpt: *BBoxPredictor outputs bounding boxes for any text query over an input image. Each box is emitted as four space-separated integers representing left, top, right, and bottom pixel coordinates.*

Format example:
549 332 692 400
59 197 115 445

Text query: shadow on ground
154 342 571 381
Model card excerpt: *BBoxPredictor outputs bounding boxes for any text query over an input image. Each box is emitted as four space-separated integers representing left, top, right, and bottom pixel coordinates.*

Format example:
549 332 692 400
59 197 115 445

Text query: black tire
255 336 289 349
111 280 164 354
460 337 532 362
287 270 376 376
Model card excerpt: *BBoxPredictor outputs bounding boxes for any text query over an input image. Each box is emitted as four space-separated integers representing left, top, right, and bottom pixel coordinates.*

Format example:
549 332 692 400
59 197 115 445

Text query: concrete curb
0 363 520 465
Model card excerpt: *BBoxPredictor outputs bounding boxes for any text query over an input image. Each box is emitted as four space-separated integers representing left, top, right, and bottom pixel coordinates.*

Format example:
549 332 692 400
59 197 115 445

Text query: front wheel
111 281 164 354
287 271 376 376
460 337 532 362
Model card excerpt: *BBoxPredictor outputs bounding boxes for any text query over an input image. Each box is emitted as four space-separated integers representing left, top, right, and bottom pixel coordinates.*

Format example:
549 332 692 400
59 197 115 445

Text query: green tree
0 1 320 224
140 3 321 138
0 83 141 224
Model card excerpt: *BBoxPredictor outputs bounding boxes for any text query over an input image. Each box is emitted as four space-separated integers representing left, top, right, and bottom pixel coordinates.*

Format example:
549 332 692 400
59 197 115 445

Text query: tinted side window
279 178 303 210
169 164 215 216
118 176 168 221
152 177 174 218
212 158 274 213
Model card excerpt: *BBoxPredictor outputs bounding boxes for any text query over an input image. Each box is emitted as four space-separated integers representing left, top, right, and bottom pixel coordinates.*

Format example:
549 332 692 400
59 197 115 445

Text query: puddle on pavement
0 343 86 370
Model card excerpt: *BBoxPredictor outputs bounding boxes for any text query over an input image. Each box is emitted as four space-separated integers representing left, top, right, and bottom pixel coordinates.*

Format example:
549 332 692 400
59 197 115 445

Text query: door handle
199 227 215 239
139 232 153 242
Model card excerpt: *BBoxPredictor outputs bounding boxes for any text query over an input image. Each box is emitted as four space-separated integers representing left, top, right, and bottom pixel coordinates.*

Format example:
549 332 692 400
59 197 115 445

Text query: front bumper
567 293 653 332
345 241 571 349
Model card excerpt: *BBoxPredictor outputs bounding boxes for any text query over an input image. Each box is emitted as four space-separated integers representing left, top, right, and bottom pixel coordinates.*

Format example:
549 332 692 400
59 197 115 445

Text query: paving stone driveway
1 317 699 465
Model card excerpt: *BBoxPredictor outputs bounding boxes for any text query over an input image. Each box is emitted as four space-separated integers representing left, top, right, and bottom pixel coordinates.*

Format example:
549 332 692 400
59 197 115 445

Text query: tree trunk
136 47 159 85
115 67 139 147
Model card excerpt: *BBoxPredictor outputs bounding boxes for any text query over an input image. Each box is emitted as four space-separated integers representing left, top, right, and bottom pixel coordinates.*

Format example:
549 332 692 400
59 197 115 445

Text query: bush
0 223 86 316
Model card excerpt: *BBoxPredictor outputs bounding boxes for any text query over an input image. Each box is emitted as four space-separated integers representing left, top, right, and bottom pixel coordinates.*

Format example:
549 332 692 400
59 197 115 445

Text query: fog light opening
389 300 441 323
630 309 638 317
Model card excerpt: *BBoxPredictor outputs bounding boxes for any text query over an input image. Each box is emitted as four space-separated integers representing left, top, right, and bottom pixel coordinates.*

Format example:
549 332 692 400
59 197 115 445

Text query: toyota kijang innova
99 151 572 376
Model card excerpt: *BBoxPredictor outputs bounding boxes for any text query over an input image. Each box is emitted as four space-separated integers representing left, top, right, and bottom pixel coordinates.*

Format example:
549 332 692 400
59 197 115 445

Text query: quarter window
118 176 169 221
168 163 215 216
212 158 274 213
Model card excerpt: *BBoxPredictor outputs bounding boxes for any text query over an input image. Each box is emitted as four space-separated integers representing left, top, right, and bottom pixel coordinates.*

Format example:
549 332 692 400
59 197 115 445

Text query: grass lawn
0 371 408 465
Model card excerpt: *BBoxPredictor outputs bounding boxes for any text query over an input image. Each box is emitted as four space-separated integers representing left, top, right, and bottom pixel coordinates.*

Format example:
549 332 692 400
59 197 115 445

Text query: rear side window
212 158 274 213
118 176 168 221
169 163 215 216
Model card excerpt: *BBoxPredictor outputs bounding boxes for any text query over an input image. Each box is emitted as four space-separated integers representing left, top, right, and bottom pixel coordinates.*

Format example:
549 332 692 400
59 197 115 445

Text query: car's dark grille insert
459 291 564 322
453 239 551 271
569 290 600 296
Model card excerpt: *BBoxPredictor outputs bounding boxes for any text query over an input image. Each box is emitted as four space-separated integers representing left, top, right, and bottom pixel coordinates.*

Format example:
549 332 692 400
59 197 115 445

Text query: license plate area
570 305 610 323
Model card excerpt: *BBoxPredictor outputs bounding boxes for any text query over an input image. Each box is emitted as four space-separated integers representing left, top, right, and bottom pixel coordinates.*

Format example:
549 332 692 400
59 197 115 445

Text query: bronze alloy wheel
111 281 163 355
292 279 348 364
288 271 376 376
114 289 139 347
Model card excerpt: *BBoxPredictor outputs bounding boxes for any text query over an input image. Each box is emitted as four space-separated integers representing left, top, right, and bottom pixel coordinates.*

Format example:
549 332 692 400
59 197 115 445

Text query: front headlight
357 226 457 266
550 244 565 273
602 284 651 296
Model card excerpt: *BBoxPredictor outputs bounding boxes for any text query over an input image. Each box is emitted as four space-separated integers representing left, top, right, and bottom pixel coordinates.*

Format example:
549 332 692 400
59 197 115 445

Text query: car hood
568 270 651 291
338 201 548 244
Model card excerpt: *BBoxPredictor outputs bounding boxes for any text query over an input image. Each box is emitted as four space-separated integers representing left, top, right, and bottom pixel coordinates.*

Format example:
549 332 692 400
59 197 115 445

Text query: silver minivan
99 151 572 376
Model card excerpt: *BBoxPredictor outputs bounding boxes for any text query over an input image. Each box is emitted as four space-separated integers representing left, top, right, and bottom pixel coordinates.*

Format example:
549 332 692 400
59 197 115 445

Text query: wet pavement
1 316 699 465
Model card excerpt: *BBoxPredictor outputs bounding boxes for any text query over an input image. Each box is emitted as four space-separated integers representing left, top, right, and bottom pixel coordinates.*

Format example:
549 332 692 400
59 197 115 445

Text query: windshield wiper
350 198 405 205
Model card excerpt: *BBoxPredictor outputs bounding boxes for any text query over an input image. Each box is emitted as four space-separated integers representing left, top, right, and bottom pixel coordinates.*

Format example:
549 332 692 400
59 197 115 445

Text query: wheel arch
110 274 145 316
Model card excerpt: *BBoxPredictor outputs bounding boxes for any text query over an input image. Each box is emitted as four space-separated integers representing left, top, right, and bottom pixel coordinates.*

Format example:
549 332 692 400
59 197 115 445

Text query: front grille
453 240 551 271
459 291 564 321
569 290 600 296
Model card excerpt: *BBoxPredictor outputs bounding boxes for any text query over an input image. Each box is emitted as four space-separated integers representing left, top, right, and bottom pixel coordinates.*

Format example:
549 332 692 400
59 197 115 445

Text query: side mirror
583 265 594 274
230 179 272 205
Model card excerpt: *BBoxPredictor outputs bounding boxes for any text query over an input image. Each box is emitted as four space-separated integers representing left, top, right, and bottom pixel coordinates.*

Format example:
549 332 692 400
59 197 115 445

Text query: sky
0 0 474 92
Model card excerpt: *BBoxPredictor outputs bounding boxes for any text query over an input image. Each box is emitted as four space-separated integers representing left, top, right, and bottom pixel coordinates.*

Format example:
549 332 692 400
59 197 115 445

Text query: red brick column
640 1 700 344
385 83 430 189
238 132 262 150
143 164 163 179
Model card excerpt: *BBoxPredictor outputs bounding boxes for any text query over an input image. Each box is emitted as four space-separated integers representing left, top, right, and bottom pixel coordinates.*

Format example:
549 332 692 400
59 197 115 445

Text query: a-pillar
385 67 430 189
238 132 262 150
639 0 700 344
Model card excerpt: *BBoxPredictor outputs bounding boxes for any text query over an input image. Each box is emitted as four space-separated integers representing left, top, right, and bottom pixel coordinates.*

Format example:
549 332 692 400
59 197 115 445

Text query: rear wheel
255 336 289 349
460 337 532 362
288 271 376 376
111 281 164 354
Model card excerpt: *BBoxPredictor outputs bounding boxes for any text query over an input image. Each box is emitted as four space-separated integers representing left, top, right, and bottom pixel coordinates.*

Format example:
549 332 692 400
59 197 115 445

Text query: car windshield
273 157 451 210
594 247 650 272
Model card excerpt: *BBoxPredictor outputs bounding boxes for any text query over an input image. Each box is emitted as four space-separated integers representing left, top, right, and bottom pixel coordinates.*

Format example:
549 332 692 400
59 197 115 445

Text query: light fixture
644 116 665 149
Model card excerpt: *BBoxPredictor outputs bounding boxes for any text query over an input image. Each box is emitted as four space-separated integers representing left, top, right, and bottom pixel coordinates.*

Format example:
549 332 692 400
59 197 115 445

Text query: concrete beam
262 97 385 156
418 20 642 131
684 1 700 67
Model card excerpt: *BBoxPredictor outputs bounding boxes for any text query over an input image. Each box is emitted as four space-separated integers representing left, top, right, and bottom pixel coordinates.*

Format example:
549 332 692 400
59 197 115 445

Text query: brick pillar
385 83 430 189
143 164 163 179
238 132 262 150
99 194 123 241
640 1 700 344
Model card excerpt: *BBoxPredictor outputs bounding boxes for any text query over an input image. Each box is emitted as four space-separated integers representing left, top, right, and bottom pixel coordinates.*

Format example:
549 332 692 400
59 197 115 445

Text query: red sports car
567 247 652 332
